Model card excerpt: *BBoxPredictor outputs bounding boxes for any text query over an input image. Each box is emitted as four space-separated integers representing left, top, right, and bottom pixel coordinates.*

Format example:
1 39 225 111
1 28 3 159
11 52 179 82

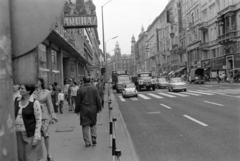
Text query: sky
93 0 169 55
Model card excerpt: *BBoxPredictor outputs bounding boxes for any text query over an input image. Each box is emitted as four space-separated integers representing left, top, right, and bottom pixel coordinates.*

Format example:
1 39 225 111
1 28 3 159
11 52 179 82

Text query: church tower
114 41 121 70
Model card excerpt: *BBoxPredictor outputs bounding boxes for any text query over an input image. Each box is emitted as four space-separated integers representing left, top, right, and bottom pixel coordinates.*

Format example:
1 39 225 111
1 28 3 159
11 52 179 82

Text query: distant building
106 42 131 78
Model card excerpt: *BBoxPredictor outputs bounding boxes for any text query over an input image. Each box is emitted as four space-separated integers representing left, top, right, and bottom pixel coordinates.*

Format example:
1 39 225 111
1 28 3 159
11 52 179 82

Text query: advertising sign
64 0 97 29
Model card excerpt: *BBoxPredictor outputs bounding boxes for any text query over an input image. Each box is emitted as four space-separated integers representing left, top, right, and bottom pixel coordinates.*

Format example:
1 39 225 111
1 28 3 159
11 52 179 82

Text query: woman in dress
33 78 58 161
15 84 42 161
49 84 58 113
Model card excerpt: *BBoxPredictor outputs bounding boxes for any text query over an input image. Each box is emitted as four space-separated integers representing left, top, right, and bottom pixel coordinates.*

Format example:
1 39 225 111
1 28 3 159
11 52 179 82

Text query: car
168 77 187 92
122 82 138 98
156 77 168 88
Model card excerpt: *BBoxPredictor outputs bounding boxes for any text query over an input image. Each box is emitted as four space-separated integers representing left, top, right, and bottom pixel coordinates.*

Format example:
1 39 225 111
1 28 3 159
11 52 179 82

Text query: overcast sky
93 0 169 55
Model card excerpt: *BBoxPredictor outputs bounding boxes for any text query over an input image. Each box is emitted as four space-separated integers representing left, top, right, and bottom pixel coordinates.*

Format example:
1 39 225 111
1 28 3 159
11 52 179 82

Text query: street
114 83 240 161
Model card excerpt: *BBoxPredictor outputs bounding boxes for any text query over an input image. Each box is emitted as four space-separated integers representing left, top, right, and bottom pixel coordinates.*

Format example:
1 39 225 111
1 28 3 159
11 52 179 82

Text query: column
76 61 79 81
47 43 52 85
57 49 63 88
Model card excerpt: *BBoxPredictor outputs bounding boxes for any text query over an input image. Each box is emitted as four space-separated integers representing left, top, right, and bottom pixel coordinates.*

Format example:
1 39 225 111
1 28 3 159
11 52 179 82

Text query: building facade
134 0 240 81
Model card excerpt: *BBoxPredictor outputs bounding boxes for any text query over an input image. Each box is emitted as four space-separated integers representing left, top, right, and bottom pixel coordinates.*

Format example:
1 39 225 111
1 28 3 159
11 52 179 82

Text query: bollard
115 149 122 161
109 107 113 148
108 99 112 109
112 118 117 161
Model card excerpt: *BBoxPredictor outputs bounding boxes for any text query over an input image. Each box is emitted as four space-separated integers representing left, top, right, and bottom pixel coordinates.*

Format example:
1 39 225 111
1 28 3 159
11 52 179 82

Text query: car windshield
170 78 183 83
159 78 167 82
125 83 135 88
140 76 152 80
118 76 130 82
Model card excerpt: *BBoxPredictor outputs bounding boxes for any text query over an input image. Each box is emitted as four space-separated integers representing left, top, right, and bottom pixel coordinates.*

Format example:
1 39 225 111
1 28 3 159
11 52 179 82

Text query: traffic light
101 67 106 75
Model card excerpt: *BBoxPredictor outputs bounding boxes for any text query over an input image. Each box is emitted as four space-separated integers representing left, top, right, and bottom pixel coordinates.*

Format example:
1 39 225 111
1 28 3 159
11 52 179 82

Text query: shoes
92 141 97 146
85 143 91 147
69 109 72 111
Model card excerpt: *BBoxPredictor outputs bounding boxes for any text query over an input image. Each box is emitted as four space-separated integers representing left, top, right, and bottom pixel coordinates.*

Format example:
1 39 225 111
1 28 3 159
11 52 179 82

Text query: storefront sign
201 59 210 68
64 16 97 28
64 0 97 29
211 56 226 70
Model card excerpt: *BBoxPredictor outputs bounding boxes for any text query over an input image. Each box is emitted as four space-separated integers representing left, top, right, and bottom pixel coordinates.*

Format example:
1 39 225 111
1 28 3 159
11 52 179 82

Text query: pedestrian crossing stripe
184 92 200 96
119 96 125 101
138 94 151 99
158 92 176 98
117 89 240 102
188 90 214 95
147 93 163 99
168 92 189 97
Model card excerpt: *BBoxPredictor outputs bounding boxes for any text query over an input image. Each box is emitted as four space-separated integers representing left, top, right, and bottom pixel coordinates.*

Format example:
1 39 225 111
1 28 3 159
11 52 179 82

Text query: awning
174 67 186 73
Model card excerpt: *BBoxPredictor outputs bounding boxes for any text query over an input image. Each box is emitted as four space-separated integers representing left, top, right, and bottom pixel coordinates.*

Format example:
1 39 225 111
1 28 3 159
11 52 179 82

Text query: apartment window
202 9 207 22
196 9 199 20
212 49 216 58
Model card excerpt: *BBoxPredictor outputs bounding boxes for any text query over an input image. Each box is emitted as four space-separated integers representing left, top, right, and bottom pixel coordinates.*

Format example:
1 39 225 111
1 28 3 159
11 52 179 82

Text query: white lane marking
197 90 226 95
160 104 172 109
147 93 163 99
158 92 176 98
203 101 223 106
130 98 138 101
119 96 125 102
138 94 151 99
189 90 214 95
183 115 208 127
184 92 201 96
147 111 160 114
169 92 189 97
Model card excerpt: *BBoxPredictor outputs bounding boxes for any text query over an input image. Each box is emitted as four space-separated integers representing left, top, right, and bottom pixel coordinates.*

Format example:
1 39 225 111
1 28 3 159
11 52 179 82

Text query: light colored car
156 77 169 88
168 77 187 92
122 82 138 98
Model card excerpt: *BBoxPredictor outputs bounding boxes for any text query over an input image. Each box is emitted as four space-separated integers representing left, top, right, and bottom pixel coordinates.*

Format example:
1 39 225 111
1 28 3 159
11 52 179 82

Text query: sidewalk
186 81 240 86
40 86 139 161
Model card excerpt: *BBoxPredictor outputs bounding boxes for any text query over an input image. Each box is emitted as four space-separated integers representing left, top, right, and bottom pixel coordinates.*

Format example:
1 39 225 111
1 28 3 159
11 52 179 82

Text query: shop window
51 49 57 70
38 44 47 68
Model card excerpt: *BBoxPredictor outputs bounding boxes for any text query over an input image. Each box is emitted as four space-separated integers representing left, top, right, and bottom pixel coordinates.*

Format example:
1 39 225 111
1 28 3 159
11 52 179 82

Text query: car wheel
152 86 155 91
184 89 187 92
136 94 138 97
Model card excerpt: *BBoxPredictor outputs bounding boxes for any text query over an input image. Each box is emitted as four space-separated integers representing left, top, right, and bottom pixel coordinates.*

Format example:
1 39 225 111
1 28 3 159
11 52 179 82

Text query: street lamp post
102 0 114 63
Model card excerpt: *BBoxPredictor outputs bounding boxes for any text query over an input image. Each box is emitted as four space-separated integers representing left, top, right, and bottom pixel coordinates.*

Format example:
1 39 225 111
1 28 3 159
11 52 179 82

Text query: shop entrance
226 55 234 76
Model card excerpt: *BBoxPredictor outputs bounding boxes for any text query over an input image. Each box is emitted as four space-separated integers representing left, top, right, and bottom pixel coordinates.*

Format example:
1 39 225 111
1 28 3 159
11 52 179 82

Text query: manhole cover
56 126 74 132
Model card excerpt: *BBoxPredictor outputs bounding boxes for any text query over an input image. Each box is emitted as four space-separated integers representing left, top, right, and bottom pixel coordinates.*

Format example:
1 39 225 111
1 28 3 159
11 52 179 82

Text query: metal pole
0 0 18 160
109 107 113 148
112 117 117 161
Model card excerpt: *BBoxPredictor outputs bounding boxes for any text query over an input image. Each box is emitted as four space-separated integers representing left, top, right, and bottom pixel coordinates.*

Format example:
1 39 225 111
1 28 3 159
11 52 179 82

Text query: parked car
122 82 138 98
168 77 187 92
156 77 168 88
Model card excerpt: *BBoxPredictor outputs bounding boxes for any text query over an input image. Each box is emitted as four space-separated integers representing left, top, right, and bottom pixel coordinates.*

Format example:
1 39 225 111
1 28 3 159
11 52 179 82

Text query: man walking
96 79 105 108
75 77 102 147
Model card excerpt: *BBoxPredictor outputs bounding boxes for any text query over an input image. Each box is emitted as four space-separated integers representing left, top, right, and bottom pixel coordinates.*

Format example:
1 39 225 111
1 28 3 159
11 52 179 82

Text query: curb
109 87 140 161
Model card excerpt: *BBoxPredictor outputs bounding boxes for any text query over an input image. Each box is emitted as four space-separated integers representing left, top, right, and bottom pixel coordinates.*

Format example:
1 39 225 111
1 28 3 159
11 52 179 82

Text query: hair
54 82 58 86
74 81 77 85
49 84 56 91
83 77 90 83
38 77 45 89
23 84 36 95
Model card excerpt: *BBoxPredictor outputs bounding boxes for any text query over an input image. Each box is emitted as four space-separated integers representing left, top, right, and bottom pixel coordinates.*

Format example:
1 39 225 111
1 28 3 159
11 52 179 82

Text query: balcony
217 31 237 45
199 22 208 31
199 42 209 51
218 4 237 17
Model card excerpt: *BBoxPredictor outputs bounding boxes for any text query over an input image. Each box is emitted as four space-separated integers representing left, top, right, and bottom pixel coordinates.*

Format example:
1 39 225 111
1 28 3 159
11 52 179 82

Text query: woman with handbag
33 78 58 161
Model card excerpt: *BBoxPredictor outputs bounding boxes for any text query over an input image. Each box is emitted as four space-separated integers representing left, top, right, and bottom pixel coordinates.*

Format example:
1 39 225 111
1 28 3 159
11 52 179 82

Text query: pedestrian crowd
13 76 105 161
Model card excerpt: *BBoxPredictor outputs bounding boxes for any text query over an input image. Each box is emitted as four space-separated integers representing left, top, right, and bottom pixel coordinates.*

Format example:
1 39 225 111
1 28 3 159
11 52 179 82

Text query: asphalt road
114 84 240 161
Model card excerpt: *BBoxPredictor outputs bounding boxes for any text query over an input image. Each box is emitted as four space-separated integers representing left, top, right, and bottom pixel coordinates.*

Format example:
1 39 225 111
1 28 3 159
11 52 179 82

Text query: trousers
82 124 97 145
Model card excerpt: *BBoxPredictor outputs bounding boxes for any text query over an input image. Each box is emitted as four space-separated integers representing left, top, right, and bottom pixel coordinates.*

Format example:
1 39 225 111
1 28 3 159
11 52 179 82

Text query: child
57 89 65 114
